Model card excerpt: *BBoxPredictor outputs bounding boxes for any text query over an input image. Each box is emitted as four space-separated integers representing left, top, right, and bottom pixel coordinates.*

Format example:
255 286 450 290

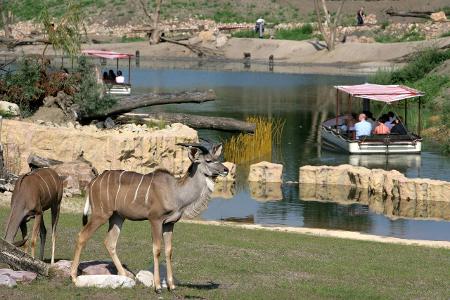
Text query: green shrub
374 30 425 43
120 35 146 43
1 57 44 116
440 31 450 38
274 24 314 41
231 30 258 38
73 57 116 117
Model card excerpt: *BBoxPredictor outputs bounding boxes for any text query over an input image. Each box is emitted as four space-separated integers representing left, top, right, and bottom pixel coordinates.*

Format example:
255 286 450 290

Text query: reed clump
223 116 285 164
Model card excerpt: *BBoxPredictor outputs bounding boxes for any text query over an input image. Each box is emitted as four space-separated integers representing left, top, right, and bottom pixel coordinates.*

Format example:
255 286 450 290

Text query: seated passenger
103 71 109 81
373 116 390 134
354 113 372 139
363 110 376 130
385 111 396 129
390 117 407 135
108 69 116 81
115 70 125 83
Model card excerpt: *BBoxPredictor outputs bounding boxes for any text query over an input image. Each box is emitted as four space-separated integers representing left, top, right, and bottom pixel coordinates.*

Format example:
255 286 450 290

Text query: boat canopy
82 49 133 59
334 83 424 103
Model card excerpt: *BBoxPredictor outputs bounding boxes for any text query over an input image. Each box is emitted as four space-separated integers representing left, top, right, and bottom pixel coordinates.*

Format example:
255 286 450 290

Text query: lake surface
127 65 450 241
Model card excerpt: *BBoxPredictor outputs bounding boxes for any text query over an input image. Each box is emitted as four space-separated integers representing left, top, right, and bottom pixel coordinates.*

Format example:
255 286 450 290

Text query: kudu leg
71 216 107 282
30 214 42 258
163 222 176 291
50 204 61 264
150 219 163 293
19 221 28 253
39 217 47 261
104 213 129 277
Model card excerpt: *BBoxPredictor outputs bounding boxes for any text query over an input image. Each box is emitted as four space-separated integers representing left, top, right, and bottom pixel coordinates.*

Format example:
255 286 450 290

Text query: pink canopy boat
321 83 424 154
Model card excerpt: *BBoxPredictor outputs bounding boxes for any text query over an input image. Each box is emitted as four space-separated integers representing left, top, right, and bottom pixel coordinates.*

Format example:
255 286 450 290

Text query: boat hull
321 126 421 154
106 84 131 95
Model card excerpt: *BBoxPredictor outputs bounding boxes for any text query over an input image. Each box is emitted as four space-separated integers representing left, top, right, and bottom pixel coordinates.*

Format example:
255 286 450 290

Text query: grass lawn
0 208 449 299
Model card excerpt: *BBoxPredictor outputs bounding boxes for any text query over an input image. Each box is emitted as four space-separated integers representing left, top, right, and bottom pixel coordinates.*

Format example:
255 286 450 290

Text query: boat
321 83 424 154
82 49 134 95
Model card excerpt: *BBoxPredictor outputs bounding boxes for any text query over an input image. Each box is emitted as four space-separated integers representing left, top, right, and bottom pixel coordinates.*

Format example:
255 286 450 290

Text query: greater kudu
4 168 63 264
71 143 228 292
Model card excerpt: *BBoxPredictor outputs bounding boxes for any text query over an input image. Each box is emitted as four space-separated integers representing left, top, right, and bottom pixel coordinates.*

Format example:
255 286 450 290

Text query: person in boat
363 110 376 129
354 113 372 139
373 115 390 134
385 111 396 129
390 117 407 135
108 69 116 81
115 70 125 84
103 71 109 81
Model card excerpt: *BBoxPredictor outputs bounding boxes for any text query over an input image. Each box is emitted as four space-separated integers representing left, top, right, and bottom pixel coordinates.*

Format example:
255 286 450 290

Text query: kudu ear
211 144 223 158
188 147 200 162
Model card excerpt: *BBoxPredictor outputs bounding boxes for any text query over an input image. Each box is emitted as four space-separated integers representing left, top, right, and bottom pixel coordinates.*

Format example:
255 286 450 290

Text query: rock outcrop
248 161 283 183
299 164 450 203
1 120 197 176
75 275 135 289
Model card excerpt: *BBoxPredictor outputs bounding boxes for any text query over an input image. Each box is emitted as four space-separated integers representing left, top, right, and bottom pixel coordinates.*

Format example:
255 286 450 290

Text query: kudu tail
82 194 90 226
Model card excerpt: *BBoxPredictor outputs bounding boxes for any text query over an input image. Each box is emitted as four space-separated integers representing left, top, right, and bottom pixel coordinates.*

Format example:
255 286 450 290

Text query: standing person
354 113 372 139
356 7 365 26
255 17 265 38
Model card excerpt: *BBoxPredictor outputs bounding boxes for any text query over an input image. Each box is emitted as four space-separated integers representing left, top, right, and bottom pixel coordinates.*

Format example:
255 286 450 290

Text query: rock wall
1 120 197 176
299 164 450 203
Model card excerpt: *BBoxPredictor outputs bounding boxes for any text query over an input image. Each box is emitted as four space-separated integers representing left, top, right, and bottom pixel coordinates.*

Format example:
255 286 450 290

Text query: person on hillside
373 116 390 134
255 17 265 38
354 113 372 139
115 70 125 84
390 117 407 135
356 7 365 26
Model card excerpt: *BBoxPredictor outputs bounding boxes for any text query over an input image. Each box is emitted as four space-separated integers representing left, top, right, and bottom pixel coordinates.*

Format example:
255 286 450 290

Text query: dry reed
223 116 285 164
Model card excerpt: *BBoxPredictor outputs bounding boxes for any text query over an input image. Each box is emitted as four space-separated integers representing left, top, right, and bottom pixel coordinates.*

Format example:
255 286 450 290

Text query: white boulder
75 275 135 289
0 101 20 116
136 270 154 287
248 161 283 183
0 274 17 287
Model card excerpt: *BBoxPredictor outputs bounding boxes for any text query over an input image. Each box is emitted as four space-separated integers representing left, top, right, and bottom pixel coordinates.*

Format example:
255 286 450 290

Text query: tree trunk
385 9 432 19
314 0 346 51
80 90 216 119
149 0 162 45
0 238 49 276
117 112 256 133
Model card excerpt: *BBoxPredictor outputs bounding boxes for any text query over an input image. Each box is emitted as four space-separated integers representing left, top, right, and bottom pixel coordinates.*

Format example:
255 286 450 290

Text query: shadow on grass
178 280 220 290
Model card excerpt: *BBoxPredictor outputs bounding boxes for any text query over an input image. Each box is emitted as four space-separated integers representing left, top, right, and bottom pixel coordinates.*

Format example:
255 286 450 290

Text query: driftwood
82 90 216 119
0 238 49 276
385 8 434 19
27 154 63 170
117 112 256 133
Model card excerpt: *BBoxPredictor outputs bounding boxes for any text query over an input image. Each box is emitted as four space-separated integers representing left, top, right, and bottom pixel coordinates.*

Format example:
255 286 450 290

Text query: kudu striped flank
71 143 228 292
4 168 63 264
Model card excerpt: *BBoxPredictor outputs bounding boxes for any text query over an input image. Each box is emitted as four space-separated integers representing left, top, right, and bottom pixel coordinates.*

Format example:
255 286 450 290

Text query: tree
138 0 163 45
0 0 13 38
39 1 86 59
313 0 346 51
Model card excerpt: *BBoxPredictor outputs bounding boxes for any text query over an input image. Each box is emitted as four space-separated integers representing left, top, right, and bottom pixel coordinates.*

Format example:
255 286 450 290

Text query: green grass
374 29 425 43
120 35 146 43
0 207 449 299
274 23 314 41
440 31 450 38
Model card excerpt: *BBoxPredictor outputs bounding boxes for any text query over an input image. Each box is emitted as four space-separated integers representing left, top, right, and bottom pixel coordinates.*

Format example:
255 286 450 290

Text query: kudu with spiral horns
71 142 228 292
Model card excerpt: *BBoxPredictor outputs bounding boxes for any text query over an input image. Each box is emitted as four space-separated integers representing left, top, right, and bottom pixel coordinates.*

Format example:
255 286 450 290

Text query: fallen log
27 154 63 170
82 90 216 119
117 112 256 133
0 238 49 276
385 8 433 19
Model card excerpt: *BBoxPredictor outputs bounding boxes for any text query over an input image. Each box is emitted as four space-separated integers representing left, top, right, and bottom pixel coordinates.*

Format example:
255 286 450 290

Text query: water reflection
248 182 282 202
300 183 450 221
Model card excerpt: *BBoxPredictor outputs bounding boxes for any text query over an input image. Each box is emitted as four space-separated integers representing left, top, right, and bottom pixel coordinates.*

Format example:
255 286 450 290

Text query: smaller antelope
71 143 228 292
4 168 63 264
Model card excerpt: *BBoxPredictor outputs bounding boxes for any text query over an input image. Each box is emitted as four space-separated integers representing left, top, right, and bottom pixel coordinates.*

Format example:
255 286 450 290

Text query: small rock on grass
0 274 17 288
75 275 135 289
136 270 154 287
0 269 37 283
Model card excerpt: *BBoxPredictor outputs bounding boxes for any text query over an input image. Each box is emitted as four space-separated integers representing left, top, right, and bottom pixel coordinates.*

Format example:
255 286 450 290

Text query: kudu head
178 143 228 178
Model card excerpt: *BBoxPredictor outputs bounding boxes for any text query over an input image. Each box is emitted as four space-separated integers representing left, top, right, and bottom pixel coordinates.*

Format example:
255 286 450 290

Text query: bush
72 57 116 117
374 30 425 43
1 57 45 116
231 30 259 38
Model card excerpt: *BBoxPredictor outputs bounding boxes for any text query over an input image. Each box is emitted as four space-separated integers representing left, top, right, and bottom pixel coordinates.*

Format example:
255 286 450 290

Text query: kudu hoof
168 285 176 291
155 288 162 294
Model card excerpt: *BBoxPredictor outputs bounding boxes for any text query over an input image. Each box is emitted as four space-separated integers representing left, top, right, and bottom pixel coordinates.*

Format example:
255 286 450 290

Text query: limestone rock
0 274 16 287
49 260 72 278
216 34 228 47
79 260 134 278
75 275 135 289
431 11 447 22
0 101 20 116
146 264 178 289
198 30 215 42
53 159 97 194
0 269 37 283
136 270 154 287
216 162 236 182
1 119 197 176
248 161 283 183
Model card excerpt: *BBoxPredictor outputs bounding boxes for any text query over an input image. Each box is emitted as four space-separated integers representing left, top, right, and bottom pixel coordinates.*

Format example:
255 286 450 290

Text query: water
128 65 450 241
